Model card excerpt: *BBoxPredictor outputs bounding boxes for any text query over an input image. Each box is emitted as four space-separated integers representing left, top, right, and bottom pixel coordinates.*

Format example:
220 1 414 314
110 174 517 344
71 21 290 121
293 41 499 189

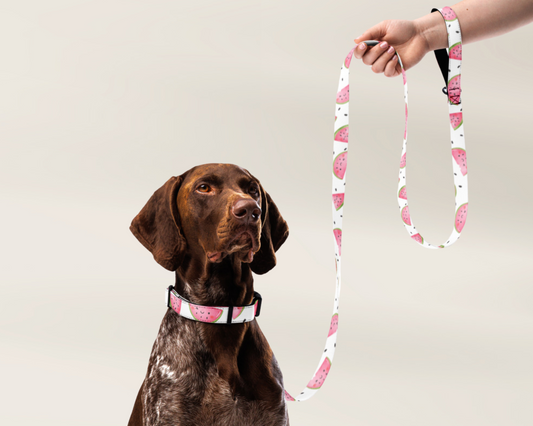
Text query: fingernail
359 43 366 50
392 55 398 61
387 46 394 54
380 42 388 49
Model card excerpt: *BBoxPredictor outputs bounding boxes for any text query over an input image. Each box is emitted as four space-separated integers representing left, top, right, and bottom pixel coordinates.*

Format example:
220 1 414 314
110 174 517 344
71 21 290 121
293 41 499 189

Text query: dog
128 163 290 426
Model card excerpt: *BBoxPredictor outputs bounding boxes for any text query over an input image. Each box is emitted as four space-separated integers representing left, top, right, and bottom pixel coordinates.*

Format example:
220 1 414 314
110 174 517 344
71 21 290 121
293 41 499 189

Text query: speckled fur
133 310 289 426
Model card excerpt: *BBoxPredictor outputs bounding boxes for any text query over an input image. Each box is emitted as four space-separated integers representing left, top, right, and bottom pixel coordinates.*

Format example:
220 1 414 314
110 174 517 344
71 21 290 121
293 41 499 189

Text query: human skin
352 0 533 77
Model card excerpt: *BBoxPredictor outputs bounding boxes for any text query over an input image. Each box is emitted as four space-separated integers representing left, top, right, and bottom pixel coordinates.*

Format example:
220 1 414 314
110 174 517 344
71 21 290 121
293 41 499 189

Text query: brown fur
128 164 290 426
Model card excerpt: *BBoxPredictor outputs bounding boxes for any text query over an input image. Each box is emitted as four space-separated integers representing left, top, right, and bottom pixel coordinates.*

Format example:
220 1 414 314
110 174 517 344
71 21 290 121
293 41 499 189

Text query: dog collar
166 285 262 324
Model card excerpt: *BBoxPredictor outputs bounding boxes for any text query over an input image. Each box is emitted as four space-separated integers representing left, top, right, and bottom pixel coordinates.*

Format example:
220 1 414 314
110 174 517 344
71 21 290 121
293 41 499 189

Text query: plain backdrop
1 1 532 425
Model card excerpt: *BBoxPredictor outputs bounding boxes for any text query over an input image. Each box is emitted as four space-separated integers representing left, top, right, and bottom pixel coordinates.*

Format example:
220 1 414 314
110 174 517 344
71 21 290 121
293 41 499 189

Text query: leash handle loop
397 6 468 249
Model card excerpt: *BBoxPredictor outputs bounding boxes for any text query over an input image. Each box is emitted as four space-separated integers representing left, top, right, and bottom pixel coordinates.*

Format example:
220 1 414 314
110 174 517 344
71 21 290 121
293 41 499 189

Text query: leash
284 6 467 402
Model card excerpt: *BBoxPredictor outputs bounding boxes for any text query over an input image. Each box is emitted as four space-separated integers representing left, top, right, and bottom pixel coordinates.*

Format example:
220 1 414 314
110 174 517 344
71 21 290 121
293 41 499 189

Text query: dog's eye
249 186 259 197
197 184 212 193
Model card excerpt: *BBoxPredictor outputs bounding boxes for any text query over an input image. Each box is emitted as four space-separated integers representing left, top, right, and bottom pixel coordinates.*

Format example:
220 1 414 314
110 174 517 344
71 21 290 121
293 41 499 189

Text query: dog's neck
174 252 255 308
172 253 262 397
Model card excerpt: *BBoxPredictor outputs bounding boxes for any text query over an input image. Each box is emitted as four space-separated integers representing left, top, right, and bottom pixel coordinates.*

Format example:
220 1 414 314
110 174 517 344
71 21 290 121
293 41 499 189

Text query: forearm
416 0 533 51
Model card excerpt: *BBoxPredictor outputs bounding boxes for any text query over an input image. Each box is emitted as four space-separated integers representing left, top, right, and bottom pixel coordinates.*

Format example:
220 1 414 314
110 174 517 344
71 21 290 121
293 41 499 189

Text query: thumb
354 21 389 44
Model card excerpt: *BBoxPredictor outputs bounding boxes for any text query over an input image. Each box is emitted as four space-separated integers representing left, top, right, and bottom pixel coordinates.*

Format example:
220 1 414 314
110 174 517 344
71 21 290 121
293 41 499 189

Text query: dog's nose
232 198 261 224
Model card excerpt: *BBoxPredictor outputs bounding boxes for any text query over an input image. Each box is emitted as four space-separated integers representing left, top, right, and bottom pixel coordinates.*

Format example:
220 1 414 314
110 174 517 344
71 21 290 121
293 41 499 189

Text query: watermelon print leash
284 6 467 402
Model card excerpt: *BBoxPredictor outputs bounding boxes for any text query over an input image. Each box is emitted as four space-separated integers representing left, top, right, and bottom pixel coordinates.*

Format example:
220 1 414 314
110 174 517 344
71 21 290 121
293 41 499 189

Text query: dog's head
130 164 289 275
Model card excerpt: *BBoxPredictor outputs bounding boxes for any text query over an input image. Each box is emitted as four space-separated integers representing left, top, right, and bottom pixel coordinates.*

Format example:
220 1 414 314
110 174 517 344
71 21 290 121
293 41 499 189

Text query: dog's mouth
207 229 260 263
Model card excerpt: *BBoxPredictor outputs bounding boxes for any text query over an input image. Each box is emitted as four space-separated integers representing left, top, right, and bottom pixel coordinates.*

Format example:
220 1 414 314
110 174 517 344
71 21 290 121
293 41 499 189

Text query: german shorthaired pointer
128 163 290 426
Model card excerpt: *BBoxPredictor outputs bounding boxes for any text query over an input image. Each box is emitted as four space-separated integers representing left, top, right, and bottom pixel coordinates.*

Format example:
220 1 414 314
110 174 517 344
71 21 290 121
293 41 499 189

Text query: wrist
414 10 448 52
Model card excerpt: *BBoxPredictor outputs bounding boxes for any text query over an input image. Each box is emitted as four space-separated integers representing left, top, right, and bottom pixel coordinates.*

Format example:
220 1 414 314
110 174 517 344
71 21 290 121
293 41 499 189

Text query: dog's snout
232 198 261 224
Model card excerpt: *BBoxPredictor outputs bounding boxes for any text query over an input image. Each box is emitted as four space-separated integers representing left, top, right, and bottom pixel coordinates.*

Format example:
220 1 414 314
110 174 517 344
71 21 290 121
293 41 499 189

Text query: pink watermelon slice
307 357 332 389
411 233 423 244
455 203 468 233
334 125 349 143
170 292 182 314
441 6 457 20
284 390 295 401
450 112 463 130
448 75 461 104
452 148 467 176
398 185 407 200
332 193 344 210
344 48 355 68
400 152 406 168
401 205 411 226
333 152 347 179
333 228 342 255
232 307 244 320
336 85 349 104
449 42 462 60
328 314 339 337
189 304 223 323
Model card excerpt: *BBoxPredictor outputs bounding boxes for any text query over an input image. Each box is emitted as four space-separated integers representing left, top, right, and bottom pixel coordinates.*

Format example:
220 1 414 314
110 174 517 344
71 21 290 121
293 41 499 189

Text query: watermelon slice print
333 152 347 180
170 292 182 314
189 305 223 323
328 314 339 337
441 6 457 20
401 205 411 226
284 390 295 401
452 148 467 176
398 185 407 200
332 193 345 211
344 48 355 68
334 125 349 143
336 85 349 104
307 357 332 389
449 42 462 60
400 153 406 169
455 203 468 233
232 307 244 320
449 112 463 130
411 233 423 244
333 228 342 255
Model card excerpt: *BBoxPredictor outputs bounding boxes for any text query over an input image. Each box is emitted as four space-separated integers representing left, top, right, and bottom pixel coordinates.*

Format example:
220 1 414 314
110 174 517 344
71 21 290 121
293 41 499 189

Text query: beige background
1 0 532 425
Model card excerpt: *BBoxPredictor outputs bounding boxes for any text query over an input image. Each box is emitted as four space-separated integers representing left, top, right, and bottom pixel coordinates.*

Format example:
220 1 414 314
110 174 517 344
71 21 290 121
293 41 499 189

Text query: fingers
353 41 399 76
351 40 401 77
384 56 401 77
353 20 403 77
364 41 393 69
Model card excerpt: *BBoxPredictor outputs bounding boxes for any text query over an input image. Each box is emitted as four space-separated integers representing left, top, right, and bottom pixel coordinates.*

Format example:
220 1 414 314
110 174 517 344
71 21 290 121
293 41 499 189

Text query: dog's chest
141 314 288 426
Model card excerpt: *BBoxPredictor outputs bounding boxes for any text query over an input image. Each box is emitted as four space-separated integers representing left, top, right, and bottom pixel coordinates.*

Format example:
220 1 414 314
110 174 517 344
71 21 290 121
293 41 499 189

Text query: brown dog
128 163 290 426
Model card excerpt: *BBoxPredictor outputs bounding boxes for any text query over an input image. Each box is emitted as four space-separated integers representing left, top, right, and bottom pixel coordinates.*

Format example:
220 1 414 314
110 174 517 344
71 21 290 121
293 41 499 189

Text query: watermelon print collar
284 6 466 403
166 285 262 324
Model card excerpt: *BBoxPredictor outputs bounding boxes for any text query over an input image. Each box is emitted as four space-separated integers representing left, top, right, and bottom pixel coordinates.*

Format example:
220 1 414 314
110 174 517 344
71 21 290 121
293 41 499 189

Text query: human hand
353 19 433 77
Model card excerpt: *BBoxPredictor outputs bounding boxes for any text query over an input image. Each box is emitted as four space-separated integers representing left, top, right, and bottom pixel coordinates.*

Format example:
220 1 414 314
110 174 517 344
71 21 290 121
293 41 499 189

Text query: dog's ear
250 187 289 275
130 176 186 271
